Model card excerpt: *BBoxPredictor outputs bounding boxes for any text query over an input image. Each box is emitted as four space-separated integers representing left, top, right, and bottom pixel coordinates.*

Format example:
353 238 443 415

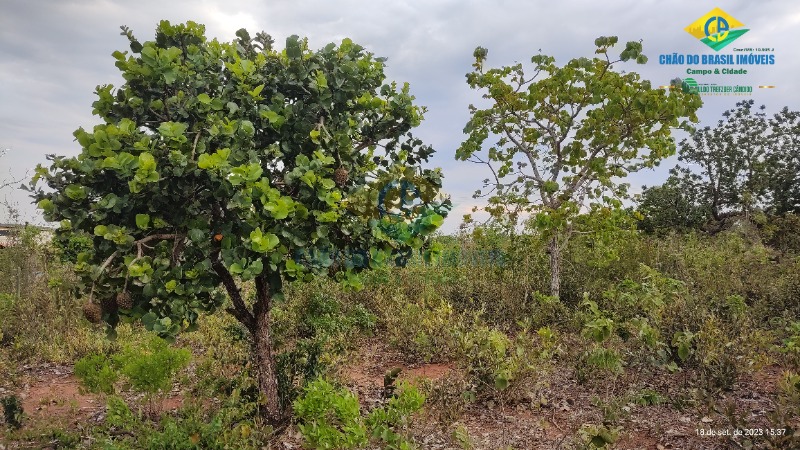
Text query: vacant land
1 224 799 449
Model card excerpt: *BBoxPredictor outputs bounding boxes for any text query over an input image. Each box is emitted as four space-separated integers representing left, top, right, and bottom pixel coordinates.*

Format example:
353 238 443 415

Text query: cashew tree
457 37 701 299
28 21 449 422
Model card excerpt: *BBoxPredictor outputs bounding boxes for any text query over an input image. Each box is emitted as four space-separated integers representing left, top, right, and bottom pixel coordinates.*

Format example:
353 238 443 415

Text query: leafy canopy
457 36 701 233
29 20 450 337
671 100 800 220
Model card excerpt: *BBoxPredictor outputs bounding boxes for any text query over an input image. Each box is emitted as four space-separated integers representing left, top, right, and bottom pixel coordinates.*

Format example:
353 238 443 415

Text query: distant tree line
636 100 800 239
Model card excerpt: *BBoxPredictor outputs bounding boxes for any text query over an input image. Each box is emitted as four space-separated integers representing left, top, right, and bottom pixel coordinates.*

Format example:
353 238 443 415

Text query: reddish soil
337 340 800 449
3 351 797 449
20 374 99 425
3 364 185 433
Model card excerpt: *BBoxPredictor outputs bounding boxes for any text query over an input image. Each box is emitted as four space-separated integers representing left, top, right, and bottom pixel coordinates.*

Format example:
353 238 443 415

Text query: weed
576 423 620 449
1 394 24 429
74 333 191 417
293 378 425 449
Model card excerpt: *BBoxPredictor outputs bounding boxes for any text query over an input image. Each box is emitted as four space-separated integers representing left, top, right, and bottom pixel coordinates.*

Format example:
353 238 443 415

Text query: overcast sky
1 0 798 232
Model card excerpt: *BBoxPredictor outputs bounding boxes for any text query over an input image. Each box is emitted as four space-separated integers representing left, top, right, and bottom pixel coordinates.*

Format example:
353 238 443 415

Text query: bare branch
190 131 201 161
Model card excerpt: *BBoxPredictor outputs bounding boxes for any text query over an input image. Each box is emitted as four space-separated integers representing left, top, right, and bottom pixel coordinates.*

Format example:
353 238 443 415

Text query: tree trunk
213 252 283 423
253 277 283 424
548 234 561 300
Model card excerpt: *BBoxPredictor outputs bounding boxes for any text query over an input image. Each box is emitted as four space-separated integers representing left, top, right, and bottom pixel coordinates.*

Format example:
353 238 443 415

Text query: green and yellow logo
685 7 749 51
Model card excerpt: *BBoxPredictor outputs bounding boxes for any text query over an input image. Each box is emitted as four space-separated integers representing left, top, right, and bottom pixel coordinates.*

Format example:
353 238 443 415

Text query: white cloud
1 0 797 230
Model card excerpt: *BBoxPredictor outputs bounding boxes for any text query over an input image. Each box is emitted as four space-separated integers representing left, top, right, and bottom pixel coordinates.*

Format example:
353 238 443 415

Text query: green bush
98 394 269 450
456 325 539 396
365 382 425 448
1 394 24 430
273 283 376 407
293 378 425 449
118 335 192 395
0 225 99 365
293 379 369 449
384 294 461 362
74 333 191 417
778 321 800 370
760 213 800 254
74 353 119 395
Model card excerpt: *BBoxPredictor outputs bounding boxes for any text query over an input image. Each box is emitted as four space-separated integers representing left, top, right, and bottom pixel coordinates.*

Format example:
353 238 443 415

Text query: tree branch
190 131 201 162
211 249 255 332
96 233 182 277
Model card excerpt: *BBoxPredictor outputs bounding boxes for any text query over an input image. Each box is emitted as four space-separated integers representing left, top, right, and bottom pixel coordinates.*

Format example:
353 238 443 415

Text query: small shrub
273 285 377 407
100 394 269 450
576 423 619 449
1 394 24 429
761 213 800 254
422 372 475 427
74 353 119 395
693 317 746 392
293 378 425 449
456 325 540 398
118 335 192 396
293 379 368 449
633 389 665 406
575 348 624 385
74 333 191 416
779 321 800 369
385 294 461 362
720 372 799 449
365 382 425 446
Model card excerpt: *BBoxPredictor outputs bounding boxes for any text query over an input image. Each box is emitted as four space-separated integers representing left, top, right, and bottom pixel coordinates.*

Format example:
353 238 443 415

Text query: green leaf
141 312 157 330
135 214 150 230
197 93 212 104
264 198 292 220
229 262 244 274
249 84 264 98
315 71 328 89
157 122 187 138
197 154 213 169
188 228 205 242
37 198 55 213
239 120 255 136
286 35 302 59
250 228 280 253
494 374 510 390
260 109 285 128
309 129 320 144
65 184 88 200
678 343 689 361
428 213 444 227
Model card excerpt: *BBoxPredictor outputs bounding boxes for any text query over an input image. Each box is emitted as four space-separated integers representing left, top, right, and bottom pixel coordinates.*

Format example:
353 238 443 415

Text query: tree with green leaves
647 101 800 233
674 100 770 221
457 36 701 299
765 106 800 215
636 172 710 234
27 21 449 422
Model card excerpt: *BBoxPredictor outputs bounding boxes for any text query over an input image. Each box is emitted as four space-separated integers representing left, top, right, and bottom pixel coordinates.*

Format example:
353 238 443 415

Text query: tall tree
457 36 701 299
28 21 449 422
767 107 800 215
675 100 770 220
636 171 711 233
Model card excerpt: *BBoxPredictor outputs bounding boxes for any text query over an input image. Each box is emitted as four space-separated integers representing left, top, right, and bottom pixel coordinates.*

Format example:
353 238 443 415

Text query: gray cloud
1 0 797 231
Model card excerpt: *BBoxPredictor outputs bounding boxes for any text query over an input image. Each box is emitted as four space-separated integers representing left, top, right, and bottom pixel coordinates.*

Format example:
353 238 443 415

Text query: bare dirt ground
0 364 184 449
337 340 799 449
2 345 797 449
